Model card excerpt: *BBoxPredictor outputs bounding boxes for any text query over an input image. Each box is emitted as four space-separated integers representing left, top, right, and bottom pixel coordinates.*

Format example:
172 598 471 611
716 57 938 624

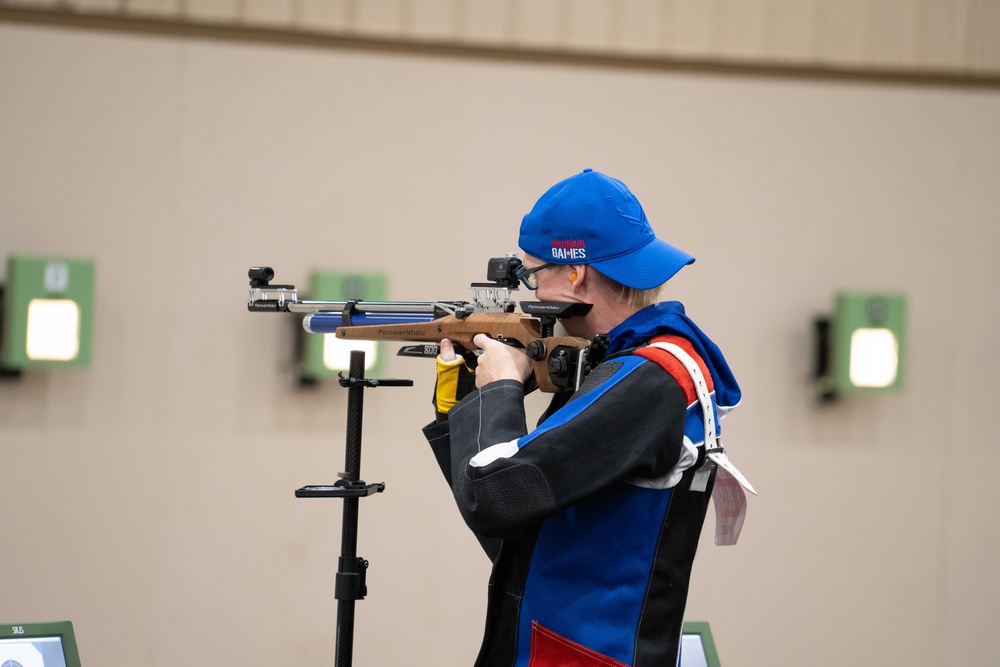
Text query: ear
568 264 587 288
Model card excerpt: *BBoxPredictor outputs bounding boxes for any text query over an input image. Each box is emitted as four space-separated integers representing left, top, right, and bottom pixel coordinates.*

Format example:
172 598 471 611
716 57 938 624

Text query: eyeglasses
514 262 555 291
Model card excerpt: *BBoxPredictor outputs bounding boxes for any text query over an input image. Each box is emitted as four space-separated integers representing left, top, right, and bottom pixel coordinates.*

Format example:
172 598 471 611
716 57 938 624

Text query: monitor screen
0 622 81 667
681 620 721 667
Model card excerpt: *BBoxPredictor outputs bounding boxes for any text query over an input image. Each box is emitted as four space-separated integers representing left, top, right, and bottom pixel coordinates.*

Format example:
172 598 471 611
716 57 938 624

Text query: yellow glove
433 343 477 417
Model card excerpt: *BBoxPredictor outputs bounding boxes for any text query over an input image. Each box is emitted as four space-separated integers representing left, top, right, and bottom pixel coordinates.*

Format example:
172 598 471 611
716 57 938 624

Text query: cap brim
589 237 695 290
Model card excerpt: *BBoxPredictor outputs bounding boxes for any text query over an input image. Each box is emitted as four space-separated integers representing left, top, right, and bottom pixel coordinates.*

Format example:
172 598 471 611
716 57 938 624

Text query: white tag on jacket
648 341 756 545
711 467 748 546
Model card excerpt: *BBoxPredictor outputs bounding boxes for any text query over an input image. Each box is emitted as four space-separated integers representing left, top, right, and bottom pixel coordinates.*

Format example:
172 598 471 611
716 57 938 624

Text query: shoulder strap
647 341 756 546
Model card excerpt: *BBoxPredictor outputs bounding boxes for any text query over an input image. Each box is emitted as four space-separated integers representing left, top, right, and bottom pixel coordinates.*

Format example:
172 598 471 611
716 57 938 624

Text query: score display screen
0 623 79 667
0 635 68 667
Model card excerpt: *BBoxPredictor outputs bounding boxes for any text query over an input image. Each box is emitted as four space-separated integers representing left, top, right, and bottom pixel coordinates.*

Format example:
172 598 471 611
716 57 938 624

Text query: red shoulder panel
635 335 714 406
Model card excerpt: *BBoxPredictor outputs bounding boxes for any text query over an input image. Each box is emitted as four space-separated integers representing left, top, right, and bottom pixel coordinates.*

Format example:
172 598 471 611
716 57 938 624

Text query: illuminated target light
26 299 81 361
323 336 377 372
298 270 387 383
815 293 907 401
848 328 899 388
1 257 95 373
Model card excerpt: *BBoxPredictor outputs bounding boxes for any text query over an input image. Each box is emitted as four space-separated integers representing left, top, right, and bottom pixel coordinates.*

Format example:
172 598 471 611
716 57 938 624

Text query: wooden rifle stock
335 312 591 393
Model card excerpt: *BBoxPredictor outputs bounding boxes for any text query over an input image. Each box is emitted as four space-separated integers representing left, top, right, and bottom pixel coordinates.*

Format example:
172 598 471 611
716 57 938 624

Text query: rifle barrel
288 300 448 315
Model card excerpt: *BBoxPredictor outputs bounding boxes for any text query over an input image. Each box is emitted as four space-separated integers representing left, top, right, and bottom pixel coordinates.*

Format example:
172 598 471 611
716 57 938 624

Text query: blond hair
589 268 662 309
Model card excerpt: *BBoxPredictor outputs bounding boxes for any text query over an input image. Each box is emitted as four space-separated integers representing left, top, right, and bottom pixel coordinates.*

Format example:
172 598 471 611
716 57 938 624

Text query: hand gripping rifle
247 256 599 392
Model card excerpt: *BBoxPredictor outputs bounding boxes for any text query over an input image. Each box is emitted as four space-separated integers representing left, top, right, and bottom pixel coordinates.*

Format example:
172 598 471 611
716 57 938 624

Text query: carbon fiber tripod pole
335 350 366 666
294 350 411 667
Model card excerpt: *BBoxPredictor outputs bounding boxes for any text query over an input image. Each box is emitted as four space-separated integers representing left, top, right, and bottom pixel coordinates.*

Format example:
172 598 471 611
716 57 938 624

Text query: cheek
534 269 567 300
535 281 573 304
534 278 564 302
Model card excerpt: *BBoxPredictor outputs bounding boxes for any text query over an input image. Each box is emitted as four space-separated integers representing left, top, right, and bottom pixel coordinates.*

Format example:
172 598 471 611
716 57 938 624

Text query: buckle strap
648 342 756 545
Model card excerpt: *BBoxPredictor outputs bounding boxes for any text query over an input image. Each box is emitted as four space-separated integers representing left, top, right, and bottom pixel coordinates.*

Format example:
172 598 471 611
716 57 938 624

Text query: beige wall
4 0 1000 79
1 19 999 667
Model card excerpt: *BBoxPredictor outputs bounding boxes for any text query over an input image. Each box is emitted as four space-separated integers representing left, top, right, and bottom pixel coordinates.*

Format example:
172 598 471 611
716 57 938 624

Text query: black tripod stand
295 350 411 666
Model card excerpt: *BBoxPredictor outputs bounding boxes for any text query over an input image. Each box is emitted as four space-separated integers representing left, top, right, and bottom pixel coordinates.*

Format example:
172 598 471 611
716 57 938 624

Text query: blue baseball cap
518 169 695 290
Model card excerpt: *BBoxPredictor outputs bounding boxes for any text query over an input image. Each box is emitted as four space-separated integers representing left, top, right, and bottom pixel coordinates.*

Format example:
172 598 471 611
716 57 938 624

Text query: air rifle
246 257 600 392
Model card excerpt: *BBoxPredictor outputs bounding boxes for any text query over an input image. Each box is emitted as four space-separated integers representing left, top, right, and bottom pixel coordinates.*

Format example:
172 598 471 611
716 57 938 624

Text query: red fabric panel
527 621 629 667
634 335 713 406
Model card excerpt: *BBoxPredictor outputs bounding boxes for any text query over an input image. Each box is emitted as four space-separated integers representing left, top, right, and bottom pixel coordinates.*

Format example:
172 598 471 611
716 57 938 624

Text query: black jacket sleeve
422 418 503 561
427 356 689 540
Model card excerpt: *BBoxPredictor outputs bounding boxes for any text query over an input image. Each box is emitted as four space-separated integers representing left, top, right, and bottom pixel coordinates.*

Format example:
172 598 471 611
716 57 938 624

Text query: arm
422 418 504 561
442 355 689 539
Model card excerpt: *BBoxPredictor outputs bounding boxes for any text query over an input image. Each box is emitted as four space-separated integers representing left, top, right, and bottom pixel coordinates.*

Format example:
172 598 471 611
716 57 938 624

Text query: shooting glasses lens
515 262 554 291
